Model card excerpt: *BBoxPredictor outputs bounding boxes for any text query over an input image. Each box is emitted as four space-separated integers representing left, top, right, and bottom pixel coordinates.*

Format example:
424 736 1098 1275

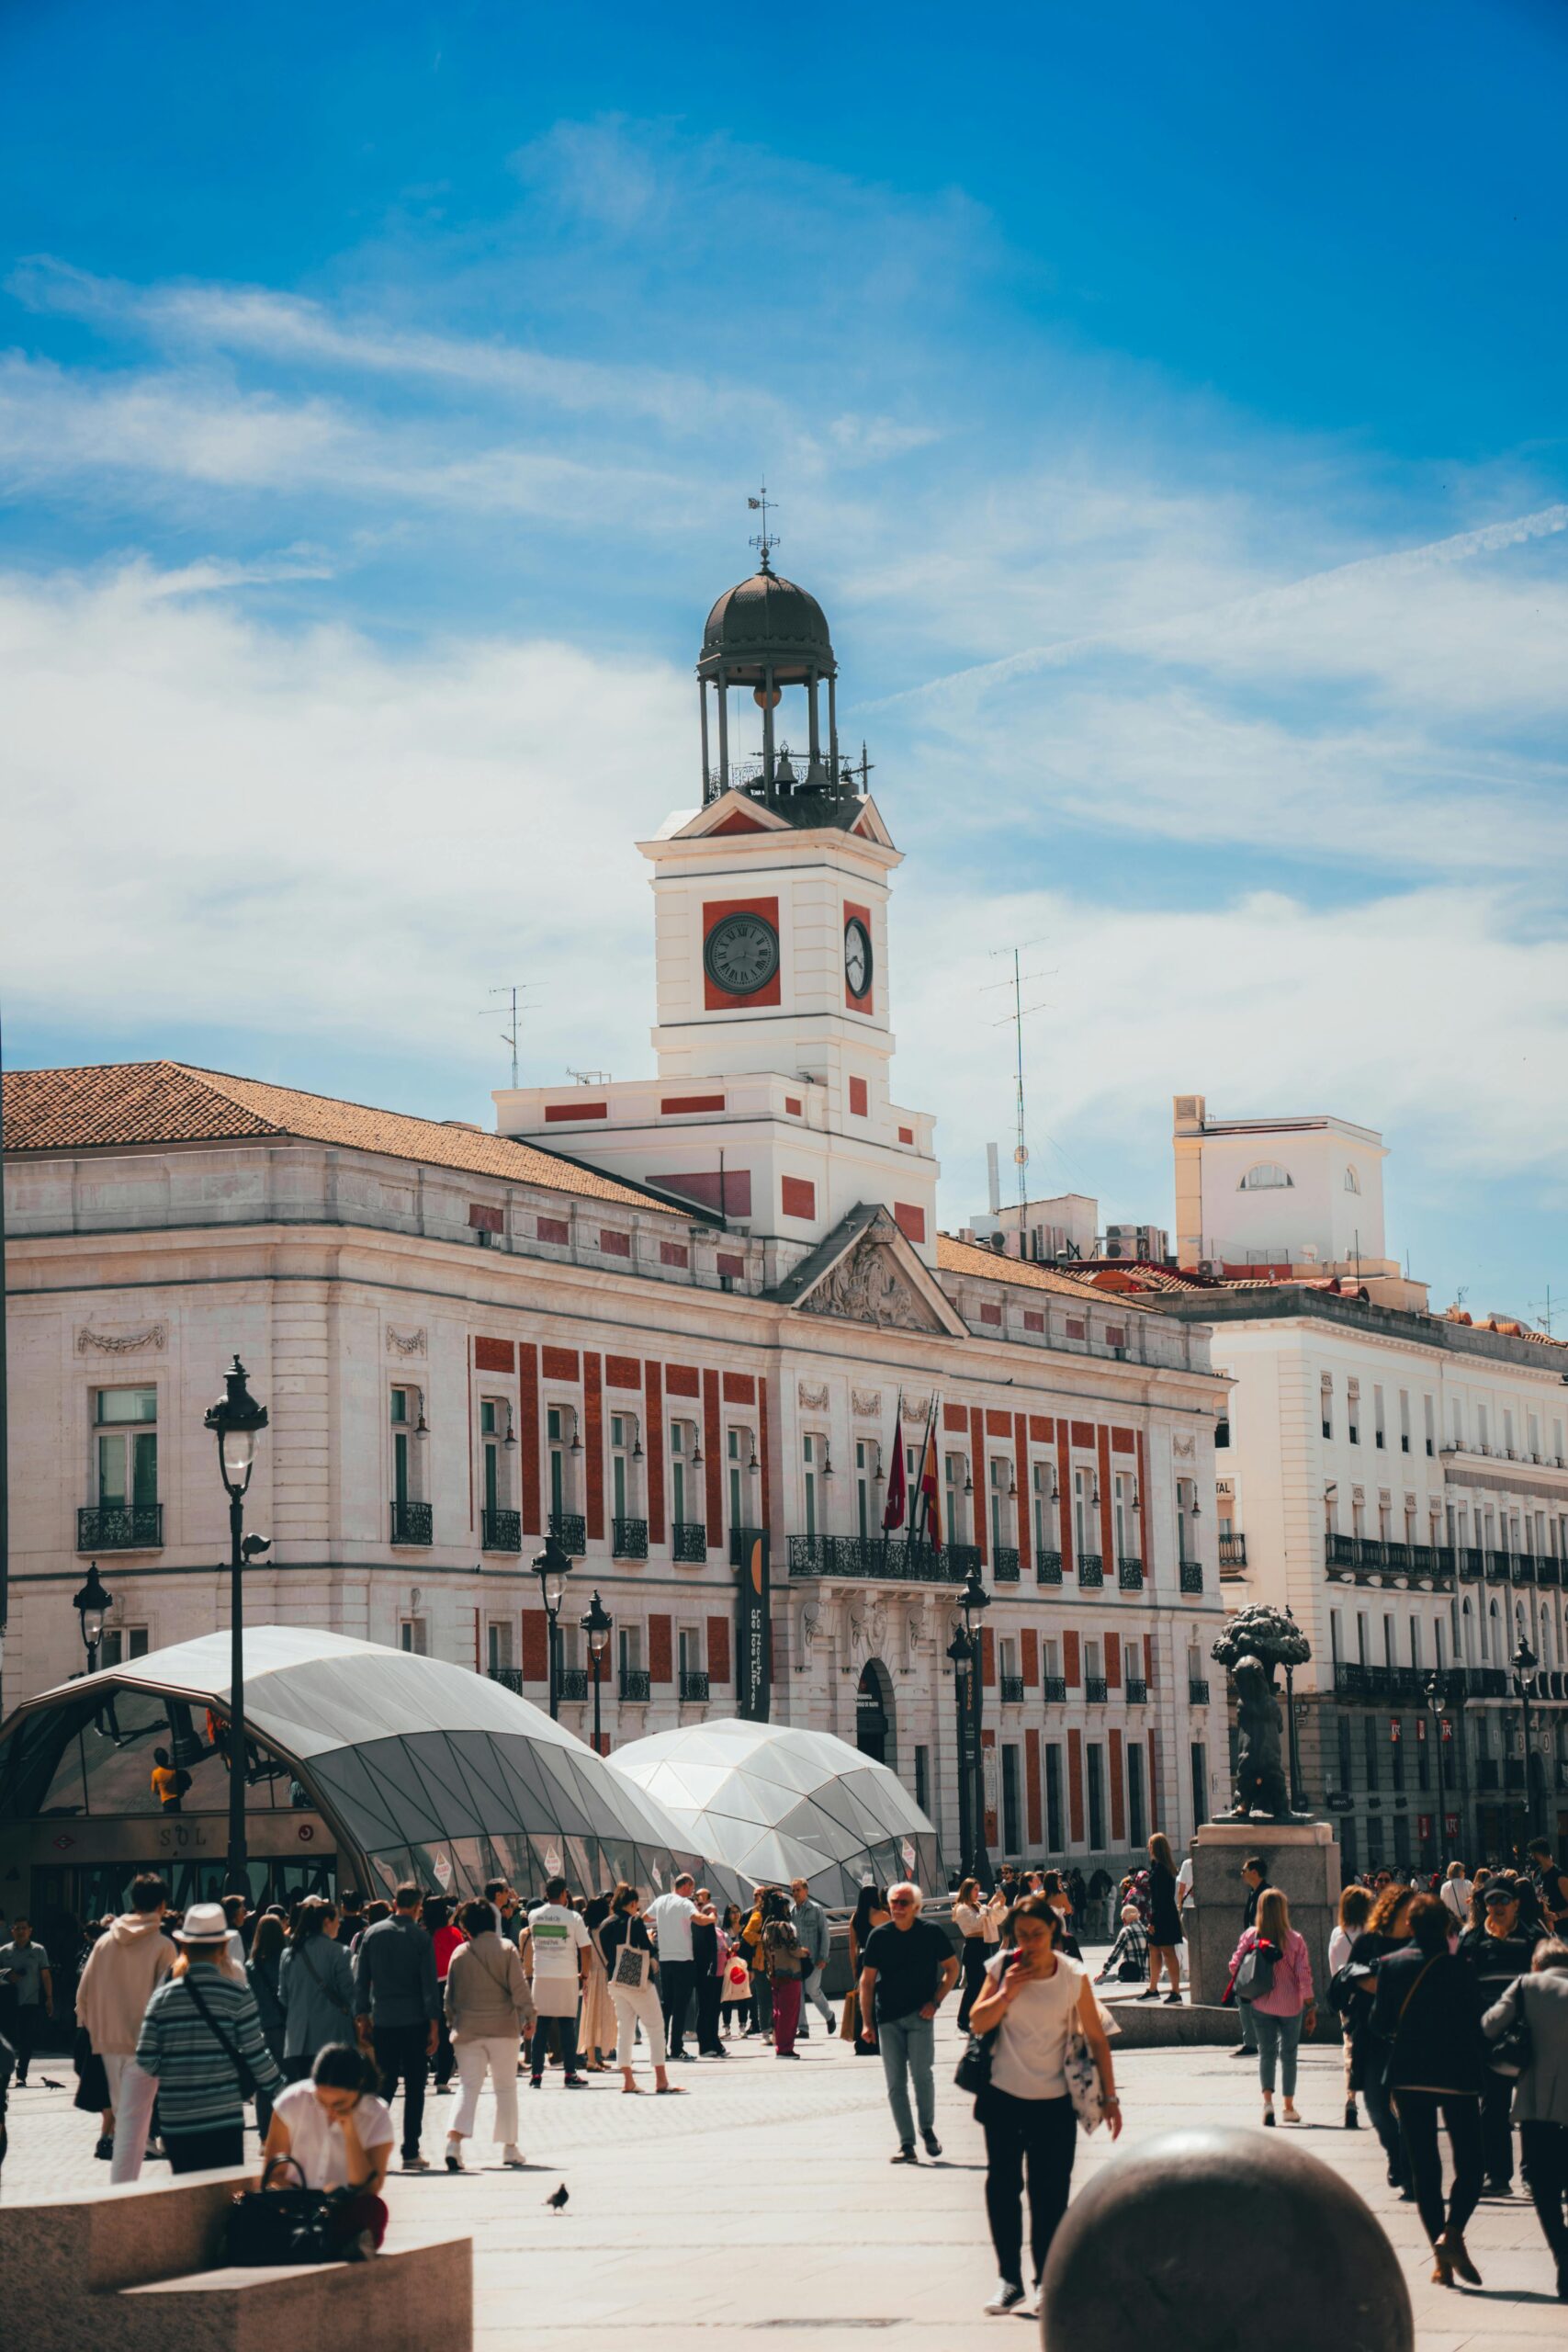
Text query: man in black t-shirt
1458 1880 1540 2194
1528 1839 1568 1934
857 1883 958 2164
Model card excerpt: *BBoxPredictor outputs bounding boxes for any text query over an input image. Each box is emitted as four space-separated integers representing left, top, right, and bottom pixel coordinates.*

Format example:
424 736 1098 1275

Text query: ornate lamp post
948 1560 991 1886
581 1589 612 1754
73 1560 113 1674
1512 1636 1541 1847
1423 1669 1450 1868
533 1536 573 1721
203 1357 270 1895
1283 1604 1307 1814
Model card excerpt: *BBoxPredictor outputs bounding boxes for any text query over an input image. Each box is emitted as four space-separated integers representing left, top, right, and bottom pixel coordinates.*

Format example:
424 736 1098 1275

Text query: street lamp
204 1357 270 1896
948 1560 991 1888
581 1589 613 1754
533 1536 573 1721
1423 1669 1450 1869
73 1561 113 1672
1283 1604 1306 1814
1512 1636 1541 1846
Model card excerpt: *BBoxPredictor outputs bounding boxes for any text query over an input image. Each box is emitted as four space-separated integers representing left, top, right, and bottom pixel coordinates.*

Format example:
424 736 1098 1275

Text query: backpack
171 1768 193 1797
1233 1937 1277 2004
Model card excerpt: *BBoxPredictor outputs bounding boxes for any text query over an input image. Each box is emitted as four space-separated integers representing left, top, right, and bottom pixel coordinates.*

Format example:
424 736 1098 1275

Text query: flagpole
885 1386 902 1566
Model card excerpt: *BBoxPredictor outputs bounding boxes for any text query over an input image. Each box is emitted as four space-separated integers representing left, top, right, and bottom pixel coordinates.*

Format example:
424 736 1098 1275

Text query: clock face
705 910 780 997
844 916 874 999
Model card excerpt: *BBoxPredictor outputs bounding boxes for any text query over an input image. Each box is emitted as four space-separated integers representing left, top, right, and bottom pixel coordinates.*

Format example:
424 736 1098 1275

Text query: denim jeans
878 2011 935 2145
1253 2007 1302 2097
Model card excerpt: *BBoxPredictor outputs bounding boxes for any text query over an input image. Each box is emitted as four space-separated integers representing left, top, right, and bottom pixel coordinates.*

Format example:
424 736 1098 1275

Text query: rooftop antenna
982 941 1055 1249
482 983 541 1091
1530 1283 1560 1337
747 485 779 573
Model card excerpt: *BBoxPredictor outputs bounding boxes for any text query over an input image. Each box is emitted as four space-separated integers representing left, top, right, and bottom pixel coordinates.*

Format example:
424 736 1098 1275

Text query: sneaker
529 2076 543 2089
445 2143 464 2173
564 2074 589 2088
1230 2046 1254 2059
984 2281 1027 2315
434 2082 454 2095
502 2144 525 2169
922 2131 942 2158
1344 2101 1359 2130
1164 1992 1182 2005
891 2144 918 2165
1135 1989 1161 2001
94 2132 113 2160
401 2153 430 2171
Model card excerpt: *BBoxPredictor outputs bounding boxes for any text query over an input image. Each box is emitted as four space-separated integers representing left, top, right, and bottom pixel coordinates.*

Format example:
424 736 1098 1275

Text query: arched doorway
857 1658 895 1769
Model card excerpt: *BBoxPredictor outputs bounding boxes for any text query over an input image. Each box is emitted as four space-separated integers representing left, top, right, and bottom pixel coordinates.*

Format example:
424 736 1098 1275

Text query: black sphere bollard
1039 2126 1413 2352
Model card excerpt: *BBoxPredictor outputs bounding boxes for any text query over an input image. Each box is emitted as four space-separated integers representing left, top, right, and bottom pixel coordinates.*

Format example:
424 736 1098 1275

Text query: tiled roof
2 1060 693 1217
935 1234 1161 1313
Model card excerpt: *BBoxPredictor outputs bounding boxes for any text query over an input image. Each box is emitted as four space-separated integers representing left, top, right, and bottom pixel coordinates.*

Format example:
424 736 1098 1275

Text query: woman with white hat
132 1900 283 2173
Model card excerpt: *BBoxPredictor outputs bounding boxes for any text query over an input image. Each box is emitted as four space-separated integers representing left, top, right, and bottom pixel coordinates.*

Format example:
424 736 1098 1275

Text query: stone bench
2 2165 471 2352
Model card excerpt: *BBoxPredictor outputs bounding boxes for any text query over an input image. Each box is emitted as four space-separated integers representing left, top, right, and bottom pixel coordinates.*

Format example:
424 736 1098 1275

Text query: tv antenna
747 483 779 571
1531 1283 1561 1338
481 982 541 1091
982 941 1055 1240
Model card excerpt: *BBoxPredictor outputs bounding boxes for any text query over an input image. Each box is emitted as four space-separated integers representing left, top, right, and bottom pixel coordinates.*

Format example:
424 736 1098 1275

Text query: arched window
1344 1166 1361 1194
1238 1162 1292 1190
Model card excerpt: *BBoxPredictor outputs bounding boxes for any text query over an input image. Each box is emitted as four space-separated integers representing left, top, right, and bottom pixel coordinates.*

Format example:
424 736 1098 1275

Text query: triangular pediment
668 788 793 842
770 1204 967 1337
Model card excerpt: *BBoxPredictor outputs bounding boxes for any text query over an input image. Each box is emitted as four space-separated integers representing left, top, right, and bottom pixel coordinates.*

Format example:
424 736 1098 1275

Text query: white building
0 551 1229 1917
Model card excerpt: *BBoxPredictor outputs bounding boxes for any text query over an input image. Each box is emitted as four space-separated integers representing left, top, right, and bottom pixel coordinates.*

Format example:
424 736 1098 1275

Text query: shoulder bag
1233 1936 1277 2004
183 1970 258 2099
1485 1978 1533 2079
613 1928 651 1992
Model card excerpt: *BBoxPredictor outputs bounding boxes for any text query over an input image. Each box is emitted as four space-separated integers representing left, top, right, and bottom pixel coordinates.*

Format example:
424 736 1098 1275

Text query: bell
752 684 781 708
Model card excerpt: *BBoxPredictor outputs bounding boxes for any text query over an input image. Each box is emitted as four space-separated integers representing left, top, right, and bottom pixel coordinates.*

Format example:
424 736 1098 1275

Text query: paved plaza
2 1996 1562 2349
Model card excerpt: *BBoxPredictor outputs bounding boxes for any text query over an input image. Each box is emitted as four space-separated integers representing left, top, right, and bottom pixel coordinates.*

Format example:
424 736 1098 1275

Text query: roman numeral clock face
844 916 873 998
704 910 780 996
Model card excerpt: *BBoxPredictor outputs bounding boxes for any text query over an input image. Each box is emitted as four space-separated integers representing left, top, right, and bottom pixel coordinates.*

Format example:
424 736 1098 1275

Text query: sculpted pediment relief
795 1227 948 1334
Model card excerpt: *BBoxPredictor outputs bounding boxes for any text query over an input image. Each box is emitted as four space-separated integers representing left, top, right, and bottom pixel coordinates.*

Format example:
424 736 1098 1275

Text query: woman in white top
1439 1863 1473 1925
1327 1884 1373 2132
953 1877 993 2033
967 1893 1122 2318
261 2043 394 2256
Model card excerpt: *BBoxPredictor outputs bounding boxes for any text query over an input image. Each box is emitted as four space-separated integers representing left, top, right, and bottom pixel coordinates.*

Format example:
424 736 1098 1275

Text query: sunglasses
889 1896 917 1908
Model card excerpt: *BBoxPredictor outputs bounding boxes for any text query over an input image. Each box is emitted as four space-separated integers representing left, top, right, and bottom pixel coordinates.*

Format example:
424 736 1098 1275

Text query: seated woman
260 2042 394 2256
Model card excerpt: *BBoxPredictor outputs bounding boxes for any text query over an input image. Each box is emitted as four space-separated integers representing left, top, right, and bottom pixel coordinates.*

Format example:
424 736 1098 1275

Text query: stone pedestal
1186 1820 1342 2016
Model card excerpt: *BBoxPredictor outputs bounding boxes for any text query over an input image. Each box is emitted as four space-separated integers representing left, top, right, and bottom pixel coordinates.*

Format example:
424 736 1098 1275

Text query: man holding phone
857 1883 958 2165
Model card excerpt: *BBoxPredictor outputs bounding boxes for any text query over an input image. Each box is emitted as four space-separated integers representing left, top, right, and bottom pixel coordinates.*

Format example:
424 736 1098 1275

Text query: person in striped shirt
134 1900 282 2172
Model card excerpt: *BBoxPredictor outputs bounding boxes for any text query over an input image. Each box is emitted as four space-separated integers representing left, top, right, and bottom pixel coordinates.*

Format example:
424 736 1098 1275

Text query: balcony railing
999 1675 1026 1704
558 1668 589 1703
78 1503 163 1552
786 1533 970 1586
1085 1675 1109 1704
1117 1556 1145 1592
1043 1674 1067 1702
993 1546 1021 1584
619 1668 651 1702
679 1671 710 1702
1189 1678 1211 1703
1511 1555 1537 1586
1326 1533 1459 1588
1457 1548 1486 1581
613 1516 649 1559
487 1664 524 1693
1218 1532 1247 1568
1126 1676 1149 1702
1179 1560 1205 1593
549 1511 586 1556
1036 1550 1063 1587
481 1507 521 1553
1539 1557 1562 1588
672 1521 707 1563
1077 1553 1104 1589
1485 1553 1510 1584
389 1499 433 1547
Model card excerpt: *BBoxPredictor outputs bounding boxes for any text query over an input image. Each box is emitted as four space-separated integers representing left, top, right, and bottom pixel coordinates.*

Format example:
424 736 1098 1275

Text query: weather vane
747 483 779 571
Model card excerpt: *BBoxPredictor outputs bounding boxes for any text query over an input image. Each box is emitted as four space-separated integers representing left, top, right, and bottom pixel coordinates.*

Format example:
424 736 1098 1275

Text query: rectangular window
1329 1608 1343 1664
1188 1743 1205 1838
671 1420 687 1527
1363 1715 1379 1792
1337 1715 1353 1794
1045 1744 1064 1849
914 1745 930 1813
1373 1385 1385 1449
1128 1742 1147 1847
1073 1467 1089 1555
989 1457 1010 1550
1399 1391 1410 1453
678 1625 702 1677
1002 1746 1021 1852
96 1385 159 1508
856 1439 871 1542
1086 1744 1105 1849
618 1624 643 1675
547 1403 568 1517
803 1433 822 1538
1390 1718 1404 1791
1424 1396 1436 1456
1321 1374 1333 1442
400 1617 428 1655
944 1453 965 1544
487 1621 513 1671
100 1625 150 1667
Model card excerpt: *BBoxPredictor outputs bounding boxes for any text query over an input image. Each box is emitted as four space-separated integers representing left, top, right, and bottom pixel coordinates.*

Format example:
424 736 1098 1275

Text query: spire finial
747 483 779 573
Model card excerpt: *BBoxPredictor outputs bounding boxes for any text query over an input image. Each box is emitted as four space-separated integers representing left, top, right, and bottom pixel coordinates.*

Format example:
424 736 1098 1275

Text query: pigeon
39 2076 66 2090
546 2183 570 2211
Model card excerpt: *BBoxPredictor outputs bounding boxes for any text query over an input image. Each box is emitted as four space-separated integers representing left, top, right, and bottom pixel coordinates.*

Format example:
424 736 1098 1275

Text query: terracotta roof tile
3 1060 694 1219
935 1233 1161 1312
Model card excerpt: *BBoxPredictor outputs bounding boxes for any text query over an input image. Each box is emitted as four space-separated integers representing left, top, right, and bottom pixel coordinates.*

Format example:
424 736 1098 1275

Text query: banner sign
735 1529 772 1721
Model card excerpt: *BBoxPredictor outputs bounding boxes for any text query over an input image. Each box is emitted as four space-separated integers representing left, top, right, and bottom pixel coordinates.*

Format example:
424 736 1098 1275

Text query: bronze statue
1226 1654 1292 1821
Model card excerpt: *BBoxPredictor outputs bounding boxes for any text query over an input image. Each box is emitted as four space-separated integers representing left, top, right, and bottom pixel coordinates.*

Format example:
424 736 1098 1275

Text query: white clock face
705 911 779 996
844 916 873 998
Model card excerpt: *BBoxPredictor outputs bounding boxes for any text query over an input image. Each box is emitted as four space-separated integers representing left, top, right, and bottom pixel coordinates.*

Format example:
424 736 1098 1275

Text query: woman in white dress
599 1883 682 2095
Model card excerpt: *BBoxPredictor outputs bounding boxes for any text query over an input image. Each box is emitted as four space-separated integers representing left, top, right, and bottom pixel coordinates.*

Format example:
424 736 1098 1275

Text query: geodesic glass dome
0 1627 744 1906
610 1716 943 1905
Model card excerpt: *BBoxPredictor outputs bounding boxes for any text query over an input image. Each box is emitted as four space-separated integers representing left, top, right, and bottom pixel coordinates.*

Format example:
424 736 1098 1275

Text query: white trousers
805 1973 836 2025
450 2033 520 2146
612 1981 667 2069
109 2057 157 2182
102 2051 132 2110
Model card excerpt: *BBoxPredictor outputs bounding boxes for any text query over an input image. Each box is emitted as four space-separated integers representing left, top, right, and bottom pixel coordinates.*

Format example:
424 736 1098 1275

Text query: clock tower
493 544 940 1266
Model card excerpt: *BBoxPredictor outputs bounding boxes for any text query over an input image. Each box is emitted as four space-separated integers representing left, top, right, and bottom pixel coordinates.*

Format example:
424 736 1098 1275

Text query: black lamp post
1423 1670 1450 1868
1512 1636 1541 1846
581 1589 612 1754
204 1357 269 1895
73 1560 113 1673
533 1536 573 1720
949 1560 991 1888
1283 1604 1306 1814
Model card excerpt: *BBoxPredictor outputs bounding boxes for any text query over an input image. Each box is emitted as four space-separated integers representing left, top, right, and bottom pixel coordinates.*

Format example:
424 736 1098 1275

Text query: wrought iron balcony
1457 1548 1486 1580
389 1499 433 1547
613 1516 649 1559
680 1670 710 1702
1036 1550 1063 1587
1125 1676 1149 1702
1510 1555 1537 1586
1539 1557 1562 1588
1077 1553 1104 1589
619 1668 651 1702
78 1503 163 1552
1085 1675 1109 1704
481 1508 521 1554
1043 1674 1067 1702
672 1521 707 1563
1476 1758 1499 1790
1117 1556 1145 1591
993 1546 1021 1584
1219 1532 1247 1568
549 1511 586 1555
729 1526 766 1568
1468 1667 1506 1697
999 1674 1026 1704
558 1668 589 1703
785 1533 970 1586
487 1664 524 1693
1484 1552 1510 1584
1189 1677 1211 1703
1179 1560 1205 1593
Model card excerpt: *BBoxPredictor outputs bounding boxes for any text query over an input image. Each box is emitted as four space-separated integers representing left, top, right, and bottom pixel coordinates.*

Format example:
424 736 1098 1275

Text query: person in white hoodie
74 1873 175 2156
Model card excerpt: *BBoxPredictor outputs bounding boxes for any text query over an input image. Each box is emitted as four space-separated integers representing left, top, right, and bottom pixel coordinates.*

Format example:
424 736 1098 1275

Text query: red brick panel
522 1611 548 1680
1097 1426 1114 1576
943 1402 968 1433
519 1343 541 1536
1014 1414 1032 1573
1067 1729 1085 1842
605 1356 641 1390
985 1409 1012 1438
1111 1429 1135 1454
660 1241 690 1269
970 1406 987 1566
1110 1728 1126 1842
781 1176 816 1220
666 1364 701 1399
1071 1420 1093 1449
1028 1415 1053 1442
1105 1632 1122 1689
707 1615 731 1684
536 1216 570 1246
893 1203 926 1244
662 1094 726 1114
474 1336 514 1373
717 1251 745 1277
849 1076 869 1116
545 1102 606 1122
1064 1629 1081 1688
703 1369 723 1544
761 1377 773 1546
649 1615 673 1682
1021 1626 1039 1684
1145 1632 1155 1686
722 1372 756 1404
1025 1727 1043 1846
1023 1311 1043 1333
981 1624 996 1686
583 1353 604 1545
978 1302 1001 1326
646 1363 666 1545
704 897 782 1011
599 1230 631 1258
542 1347 580 1384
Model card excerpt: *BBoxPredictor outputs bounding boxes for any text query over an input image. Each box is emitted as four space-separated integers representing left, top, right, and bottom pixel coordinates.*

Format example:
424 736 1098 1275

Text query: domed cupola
694 491 850 807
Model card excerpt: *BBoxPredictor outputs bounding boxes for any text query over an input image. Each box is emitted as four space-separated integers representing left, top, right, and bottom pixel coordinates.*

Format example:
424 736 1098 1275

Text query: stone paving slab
2 2018 1562 2348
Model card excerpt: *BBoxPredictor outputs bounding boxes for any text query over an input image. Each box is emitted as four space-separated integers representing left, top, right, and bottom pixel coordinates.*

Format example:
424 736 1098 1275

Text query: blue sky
4 2 1566 1315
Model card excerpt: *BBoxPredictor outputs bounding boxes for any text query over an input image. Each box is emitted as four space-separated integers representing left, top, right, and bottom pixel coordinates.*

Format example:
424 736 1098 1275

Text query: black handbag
1487 1979 1533 2079
954 2026 998 2094
226 2157 344 2266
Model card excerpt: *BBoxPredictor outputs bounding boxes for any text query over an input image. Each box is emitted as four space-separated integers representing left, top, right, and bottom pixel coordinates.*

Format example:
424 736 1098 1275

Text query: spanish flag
915 1404 942 1544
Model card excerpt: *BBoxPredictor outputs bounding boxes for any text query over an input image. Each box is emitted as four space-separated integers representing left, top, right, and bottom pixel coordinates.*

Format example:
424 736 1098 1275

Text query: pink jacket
1229 1926 1314 2018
